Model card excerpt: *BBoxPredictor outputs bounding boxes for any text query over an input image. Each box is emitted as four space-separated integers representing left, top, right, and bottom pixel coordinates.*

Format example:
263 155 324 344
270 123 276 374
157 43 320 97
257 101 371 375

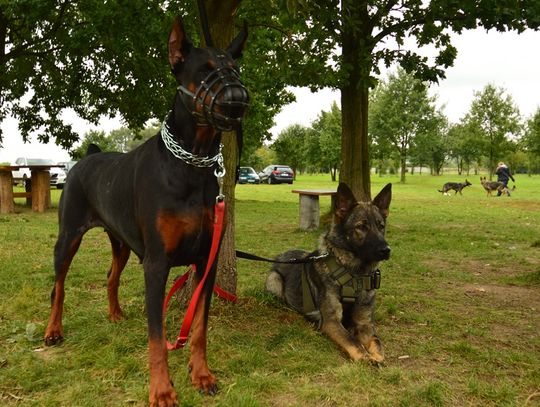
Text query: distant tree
410 111 448 175
272 124 308 177
303 127 323 173
523 108 540 165
253 145 276 171
70 130 116 160
463 84 521 179
311 102 341 181
447 122 484 175
370 69 441 182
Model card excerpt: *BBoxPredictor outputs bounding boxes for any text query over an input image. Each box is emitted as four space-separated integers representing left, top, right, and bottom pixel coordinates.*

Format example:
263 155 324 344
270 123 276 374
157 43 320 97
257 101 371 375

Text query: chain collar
160 115 225 179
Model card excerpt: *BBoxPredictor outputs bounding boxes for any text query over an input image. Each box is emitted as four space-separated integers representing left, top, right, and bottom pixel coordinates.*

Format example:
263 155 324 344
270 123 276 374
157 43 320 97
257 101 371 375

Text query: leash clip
216 175 225 203
214 144 225 202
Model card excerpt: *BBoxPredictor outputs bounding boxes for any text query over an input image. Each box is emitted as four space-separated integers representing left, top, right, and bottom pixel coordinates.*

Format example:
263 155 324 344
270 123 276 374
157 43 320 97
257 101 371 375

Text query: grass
1 173 539 406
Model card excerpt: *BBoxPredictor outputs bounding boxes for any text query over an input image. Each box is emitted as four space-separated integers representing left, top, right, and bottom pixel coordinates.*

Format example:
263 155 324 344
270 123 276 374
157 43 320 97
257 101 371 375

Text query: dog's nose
378 245 391 260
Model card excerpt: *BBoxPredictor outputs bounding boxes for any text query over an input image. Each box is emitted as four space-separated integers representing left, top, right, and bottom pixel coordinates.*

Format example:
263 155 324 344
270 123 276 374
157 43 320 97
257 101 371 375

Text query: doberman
44 17 248 406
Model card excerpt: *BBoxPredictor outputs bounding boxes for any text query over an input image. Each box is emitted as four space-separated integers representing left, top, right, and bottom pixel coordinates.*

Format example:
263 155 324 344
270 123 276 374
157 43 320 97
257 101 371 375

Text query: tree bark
400 155 406 183
339 0 372 201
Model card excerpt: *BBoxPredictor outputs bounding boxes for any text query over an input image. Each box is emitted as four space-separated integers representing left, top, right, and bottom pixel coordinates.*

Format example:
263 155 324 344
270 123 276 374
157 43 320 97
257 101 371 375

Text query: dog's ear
335 183 357 222
168 16 193 71
226 21 248 60
373 183 392 218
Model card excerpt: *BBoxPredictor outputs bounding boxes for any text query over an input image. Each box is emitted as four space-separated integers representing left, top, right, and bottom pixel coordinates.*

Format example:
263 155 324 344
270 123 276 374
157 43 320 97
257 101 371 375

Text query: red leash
163 200 237 350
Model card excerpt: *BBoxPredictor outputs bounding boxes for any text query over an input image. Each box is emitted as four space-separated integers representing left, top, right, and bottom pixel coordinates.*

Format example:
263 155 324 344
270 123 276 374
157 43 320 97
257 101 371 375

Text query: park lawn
1 173 539 406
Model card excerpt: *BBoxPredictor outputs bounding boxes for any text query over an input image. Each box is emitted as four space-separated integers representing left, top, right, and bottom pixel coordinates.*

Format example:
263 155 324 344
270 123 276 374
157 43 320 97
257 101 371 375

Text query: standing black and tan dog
266 183 392 363
438 179 472 195
480 176 508 196
44 17 248 406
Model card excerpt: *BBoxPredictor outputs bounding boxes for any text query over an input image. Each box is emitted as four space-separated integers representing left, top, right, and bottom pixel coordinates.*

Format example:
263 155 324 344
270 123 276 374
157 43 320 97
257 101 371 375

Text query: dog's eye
355 223 368 232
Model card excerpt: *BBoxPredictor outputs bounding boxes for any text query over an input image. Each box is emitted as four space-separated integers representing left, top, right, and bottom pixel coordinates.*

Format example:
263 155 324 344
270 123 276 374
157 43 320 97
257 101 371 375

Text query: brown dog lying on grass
266 183 392 363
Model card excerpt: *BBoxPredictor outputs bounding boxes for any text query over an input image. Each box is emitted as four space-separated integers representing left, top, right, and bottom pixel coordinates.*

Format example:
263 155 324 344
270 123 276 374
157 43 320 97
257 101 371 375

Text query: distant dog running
480 177 509 196
438 179 472 195
265 183 392 363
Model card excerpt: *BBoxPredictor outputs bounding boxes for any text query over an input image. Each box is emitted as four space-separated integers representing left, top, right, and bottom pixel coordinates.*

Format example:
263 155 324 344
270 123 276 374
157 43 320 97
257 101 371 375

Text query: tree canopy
0 1 173 148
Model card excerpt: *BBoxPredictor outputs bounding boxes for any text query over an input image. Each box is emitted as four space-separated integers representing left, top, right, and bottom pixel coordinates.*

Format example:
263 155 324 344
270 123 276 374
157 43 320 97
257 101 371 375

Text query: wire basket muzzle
179 67 249 132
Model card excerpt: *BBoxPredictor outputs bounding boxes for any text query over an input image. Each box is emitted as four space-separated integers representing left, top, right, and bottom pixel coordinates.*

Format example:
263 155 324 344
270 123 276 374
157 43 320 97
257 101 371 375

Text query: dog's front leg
319 299 367 361
144 257 178 407
188 261 217 395
351 300 384 363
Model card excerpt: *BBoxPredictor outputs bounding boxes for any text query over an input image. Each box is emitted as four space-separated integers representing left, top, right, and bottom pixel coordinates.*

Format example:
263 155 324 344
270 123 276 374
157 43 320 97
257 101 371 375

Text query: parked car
258 165 294 184
52 161 78 189
238 166 260 184
11 157 66 188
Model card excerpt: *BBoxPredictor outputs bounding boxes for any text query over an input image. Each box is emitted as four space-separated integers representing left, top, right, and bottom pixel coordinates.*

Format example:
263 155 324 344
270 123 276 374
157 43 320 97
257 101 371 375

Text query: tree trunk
339 0 371 201
400 155 406 183
207 0 241 296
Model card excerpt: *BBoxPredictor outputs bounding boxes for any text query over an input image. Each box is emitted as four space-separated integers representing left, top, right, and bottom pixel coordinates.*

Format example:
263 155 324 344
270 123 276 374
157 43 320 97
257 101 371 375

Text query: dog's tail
86 143 102 156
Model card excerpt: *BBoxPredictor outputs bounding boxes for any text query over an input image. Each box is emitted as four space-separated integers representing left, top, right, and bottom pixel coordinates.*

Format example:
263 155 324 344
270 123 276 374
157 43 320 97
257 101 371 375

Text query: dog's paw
191 372 218 396
149 381 178 407
368 353 385 366
44 326 64 346
108 309 124 323
364 337 384 364
44 334 64 346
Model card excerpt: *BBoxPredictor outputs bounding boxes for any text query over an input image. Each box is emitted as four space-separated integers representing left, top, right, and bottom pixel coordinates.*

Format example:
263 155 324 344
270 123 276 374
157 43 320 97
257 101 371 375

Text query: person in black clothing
495 162 515 196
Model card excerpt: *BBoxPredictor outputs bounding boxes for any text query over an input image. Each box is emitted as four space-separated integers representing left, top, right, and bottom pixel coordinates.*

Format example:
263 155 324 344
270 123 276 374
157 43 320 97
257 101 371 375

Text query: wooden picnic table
0 165 64 214
292 189 337 230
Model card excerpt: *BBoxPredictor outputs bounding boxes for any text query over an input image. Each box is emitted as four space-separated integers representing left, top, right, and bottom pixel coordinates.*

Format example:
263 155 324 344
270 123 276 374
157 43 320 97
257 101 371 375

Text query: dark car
238 166 260 184
259 165 294 184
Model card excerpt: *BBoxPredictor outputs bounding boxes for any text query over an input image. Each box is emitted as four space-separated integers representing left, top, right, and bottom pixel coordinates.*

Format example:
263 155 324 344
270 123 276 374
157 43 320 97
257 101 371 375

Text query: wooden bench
0 166 54 213
13 192 32 198
292 189 337 230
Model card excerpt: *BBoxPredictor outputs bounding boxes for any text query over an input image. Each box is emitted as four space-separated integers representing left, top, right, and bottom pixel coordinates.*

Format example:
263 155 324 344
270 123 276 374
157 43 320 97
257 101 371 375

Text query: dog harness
301 256 381 314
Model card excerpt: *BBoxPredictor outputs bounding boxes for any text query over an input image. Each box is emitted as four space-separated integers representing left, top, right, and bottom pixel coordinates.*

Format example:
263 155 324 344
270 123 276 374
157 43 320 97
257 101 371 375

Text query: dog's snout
221 85 249 118
378 245 391 260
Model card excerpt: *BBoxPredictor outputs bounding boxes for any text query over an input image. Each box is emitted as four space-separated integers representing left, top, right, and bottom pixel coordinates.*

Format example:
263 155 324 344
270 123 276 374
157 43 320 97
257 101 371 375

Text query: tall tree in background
463 84 521 179
410 112 447 176
523 108 540 174
273 124 307 177
369 69 440 183
311 102 341 181
446 122 484 175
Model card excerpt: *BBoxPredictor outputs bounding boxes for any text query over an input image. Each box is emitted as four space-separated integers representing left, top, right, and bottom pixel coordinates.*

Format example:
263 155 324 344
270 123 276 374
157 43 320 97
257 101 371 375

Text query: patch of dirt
503 200 540 211
461 283 540 346
462 283 540 309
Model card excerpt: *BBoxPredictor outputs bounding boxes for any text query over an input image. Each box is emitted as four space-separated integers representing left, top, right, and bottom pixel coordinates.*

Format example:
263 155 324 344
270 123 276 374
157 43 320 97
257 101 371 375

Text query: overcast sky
1 28 539 164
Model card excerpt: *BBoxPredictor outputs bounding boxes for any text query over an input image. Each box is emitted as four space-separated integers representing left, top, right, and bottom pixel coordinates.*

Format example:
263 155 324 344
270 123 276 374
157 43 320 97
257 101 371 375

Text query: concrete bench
292 189 337 230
